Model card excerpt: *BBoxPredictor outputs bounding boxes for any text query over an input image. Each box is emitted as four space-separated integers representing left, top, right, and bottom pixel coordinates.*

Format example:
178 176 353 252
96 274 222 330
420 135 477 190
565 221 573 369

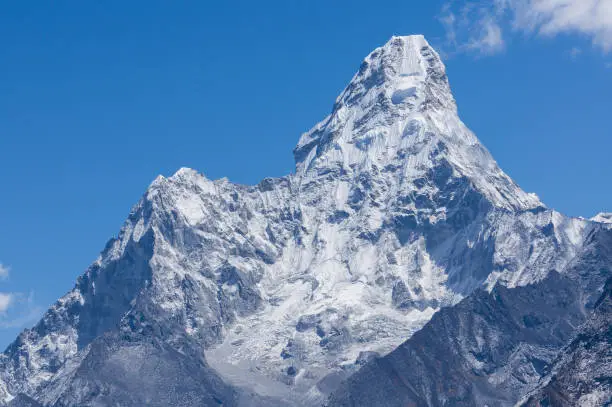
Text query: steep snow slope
0 36 600 406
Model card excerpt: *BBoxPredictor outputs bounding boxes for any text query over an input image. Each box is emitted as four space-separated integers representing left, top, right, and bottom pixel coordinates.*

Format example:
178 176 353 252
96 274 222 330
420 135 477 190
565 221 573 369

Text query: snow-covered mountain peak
1 36 584 407
171 166 200 179
148 167 212 194
352 35 451 109
293 35 453 172
343 34 450 106
592 212 612 224
293 35 540 212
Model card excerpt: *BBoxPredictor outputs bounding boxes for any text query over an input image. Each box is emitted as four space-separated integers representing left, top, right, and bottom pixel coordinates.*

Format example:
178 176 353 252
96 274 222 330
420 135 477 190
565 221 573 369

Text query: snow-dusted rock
329 226 612 407
0 35 607 406
519 276 612 407
592 212 612 224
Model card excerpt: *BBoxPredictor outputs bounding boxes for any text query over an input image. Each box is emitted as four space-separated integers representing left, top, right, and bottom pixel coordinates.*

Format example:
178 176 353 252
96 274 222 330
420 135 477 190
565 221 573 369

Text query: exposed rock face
328 227 612 407
519 233 612 407
0 36 608 406
329 273 583 407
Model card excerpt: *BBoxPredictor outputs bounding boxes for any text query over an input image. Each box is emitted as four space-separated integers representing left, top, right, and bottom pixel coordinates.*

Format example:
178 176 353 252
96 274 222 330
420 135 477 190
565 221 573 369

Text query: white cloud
0 263 9 280
440 3 458 46
0 293 13 313
467 17 505 55
439 1 508 55
441 0 612 55
0 292 42 328
0 264 41 327
510 0 612 51
0 263 13 313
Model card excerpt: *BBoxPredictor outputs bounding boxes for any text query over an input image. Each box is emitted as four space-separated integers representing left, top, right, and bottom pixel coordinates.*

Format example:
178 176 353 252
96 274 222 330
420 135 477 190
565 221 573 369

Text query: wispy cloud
0 263 13 313
0 262 41 328
0 293 12 313
467 17 505 55
0 263 10 280
0 292 42 328
441 0 612 56
439 1 508 56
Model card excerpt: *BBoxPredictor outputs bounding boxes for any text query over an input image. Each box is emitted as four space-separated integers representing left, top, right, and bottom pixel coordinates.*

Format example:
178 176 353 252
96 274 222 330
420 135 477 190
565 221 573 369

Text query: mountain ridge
0 35 608 406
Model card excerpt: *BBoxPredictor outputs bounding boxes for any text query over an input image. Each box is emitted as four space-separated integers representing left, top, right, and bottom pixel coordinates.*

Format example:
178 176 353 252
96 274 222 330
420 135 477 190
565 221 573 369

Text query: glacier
0 35 609 406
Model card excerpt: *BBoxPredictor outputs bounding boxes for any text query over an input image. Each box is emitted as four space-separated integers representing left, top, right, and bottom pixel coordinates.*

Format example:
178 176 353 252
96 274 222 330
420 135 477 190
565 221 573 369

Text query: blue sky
0 0 610 348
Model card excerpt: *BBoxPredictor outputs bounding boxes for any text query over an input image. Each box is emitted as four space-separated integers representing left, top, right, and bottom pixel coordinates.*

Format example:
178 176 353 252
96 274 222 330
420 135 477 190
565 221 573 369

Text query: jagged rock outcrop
328 226 612 407
519 232 612 407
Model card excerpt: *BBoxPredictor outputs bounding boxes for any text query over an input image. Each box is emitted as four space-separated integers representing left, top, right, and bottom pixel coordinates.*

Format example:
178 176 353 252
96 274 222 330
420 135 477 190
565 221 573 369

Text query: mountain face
329 272 585 407
0 35 608 406
329 226 612 407
519 277 612 407
517 230 612 407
